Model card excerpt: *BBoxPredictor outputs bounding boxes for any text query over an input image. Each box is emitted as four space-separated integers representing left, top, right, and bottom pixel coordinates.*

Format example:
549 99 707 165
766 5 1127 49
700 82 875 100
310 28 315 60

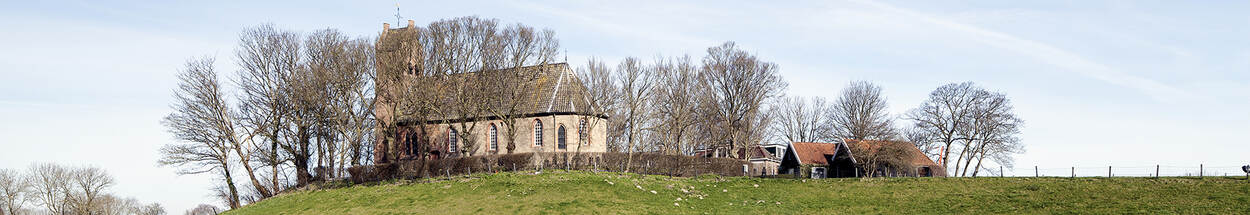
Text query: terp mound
226 171 1250 214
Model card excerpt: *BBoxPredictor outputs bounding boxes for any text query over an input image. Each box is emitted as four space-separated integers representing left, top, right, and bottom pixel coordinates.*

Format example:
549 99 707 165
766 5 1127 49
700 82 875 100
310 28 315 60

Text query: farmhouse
780 140 945 178
845 139 946 177
780 142 858 178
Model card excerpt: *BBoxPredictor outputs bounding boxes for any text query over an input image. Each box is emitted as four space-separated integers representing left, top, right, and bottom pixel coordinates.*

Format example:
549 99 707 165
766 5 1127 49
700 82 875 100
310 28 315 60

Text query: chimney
381 23 390 38
407 19 415 28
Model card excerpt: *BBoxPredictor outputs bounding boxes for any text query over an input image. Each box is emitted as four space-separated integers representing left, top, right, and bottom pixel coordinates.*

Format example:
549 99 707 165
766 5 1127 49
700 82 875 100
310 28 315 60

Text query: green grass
225 171 1250 214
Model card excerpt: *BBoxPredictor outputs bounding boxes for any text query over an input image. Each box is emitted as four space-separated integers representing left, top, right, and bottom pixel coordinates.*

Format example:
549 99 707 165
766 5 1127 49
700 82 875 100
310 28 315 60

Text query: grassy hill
225 171 1250 214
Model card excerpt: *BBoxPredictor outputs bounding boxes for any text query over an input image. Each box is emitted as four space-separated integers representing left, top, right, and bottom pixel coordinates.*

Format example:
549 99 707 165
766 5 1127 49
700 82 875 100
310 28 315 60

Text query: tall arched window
534 120 543 146
578 119 588 145
448 128 458 153
489 124 498 152
557 125 567 149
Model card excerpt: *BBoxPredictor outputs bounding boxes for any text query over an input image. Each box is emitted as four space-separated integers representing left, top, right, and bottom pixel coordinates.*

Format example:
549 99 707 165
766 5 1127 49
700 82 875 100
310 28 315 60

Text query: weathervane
394 2 403 27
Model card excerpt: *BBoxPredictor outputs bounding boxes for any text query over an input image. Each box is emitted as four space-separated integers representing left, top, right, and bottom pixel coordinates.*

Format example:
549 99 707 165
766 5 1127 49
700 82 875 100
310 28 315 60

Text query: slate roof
399 63 602 125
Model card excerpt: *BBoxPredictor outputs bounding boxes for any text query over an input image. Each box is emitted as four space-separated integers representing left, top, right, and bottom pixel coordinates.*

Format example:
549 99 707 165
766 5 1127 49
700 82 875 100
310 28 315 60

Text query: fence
963 164 1250 178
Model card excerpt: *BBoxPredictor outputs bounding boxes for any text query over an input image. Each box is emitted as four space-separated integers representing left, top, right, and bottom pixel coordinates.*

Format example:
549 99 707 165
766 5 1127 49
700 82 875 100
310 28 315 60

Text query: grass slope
226 171 1250 214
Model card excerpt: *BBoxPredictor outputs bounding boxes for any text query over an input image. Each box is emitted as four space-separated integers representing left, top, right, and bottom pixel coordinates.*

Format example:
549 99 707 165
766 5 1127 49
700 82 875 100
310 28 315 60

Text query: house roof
843 139 941 168
397 63 604 125
789 142 844 165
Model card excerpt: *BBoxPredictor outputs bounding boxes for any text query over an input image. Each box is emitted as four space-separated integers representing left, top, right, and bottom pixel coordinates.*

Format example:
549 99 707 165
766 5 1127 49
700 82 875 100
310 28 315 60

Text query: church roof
399 63 603 125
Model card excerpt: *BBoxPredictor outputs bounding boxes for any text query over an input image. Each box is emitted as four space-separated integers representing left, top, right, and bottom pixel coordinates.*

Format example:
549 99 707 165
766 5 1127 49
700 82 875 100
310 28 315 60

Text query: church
371 21 608 164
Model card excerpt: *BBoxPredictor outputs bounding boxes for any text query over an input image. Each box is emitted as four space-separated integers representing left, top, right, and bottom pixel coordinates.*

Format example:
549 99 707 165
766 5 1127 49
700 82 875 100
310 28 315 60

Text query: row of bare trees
0 164 164 215
765 80 1023 177
372 16 562 161
160 24 376 209
573 42 787 161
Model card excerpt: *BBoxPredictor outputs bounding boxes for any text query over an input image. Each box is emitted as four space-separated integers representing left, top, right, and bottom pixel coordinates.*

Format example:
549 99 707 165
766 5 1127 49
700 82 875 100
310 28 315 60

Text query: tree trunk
232 146 272 198
295 126 312 186
221 164 241 209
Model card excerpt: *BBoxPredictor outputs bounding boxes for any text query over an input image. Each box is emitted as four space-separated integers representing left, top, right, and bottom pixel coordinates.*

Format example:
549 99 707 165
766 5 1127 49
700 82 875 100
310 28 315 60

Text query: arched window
448 128 458 153
578 119 588 145
489 124 498 152
534 120 543 146
557 125 567 149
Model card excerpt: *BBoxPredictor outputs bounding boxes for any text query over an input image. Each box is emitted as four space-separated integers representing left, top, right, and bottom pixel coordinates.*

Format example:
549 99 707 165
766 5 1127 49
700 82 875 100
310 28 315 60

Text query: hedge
346 152 750 183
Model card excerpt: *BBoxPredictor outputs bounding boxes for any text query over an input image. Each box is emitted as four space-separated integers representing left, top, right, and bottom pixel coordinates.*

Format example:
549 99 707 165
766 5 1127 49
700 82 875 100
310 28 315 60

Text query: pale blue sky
1 0 1248 212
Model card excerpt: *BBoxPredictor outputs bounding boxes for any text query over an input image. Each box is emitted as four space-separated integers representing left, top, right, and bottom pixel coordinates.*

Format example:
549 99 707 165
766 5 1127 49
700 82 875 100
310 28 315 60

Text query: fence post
1034 166 1039 177
1108 166 1111 178
1155 165 1159 179
1071 167 1075 178
1200 164 1203 179
1000 166 1004 177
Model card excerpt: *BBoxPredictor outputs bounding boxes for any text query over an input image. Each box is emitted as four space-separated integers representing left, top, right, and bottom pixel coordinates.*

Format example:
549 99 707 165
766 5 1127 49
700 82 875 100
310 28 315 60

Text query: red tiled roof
790 142 842 165
843 139 940 168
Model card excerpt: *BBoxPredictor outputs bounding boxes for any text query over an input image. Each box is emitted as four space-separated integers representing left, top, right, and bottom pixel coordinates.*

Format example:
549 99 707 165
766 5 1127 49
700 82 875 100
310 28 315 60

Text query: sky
1 0 1248 212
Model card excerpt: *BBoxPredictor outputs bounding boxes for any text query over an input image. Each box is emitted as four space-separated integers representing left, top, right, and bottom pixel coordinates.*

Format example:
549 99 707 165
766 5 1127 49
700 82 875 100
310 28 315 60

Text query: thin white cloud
848 0 1191 102
504 1 718 49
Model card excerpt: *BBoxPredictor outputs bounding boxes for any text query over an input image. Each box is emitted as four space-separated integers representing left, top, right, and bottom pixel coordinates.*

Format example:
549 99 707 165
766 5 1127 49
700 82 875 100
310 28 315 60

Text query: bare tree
232 23 306 196
906 82 1024 177
902 125 938 159
185 204 221 215
959 91 1023 176
481 22 560 154
158 57 241 209
770 96 834 144
698 42 786 158
0 169 28 215
94 194 132 215
828 81 896 141
575 58 620 153
617 57 654 170
67 166 114 215
651 56 702 155
26 163 70 214
133 203 166 215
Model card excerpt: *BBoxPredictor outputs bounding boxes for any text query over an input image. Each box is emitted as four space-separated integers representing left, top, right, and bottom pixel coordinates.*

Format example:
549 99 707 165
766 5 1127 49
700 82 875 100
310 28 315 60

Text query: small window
578 119 588 145
490 124 498 151
557 125 567 149
534 120 543 146
448 128 458 153
812 167 827 179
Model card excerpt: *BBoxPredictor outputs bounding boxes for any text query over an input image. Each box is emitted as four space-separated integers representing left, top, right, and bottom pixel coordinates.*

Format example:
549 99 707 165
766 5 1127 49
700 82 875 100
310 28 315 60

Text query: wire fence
980 164 1250 178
